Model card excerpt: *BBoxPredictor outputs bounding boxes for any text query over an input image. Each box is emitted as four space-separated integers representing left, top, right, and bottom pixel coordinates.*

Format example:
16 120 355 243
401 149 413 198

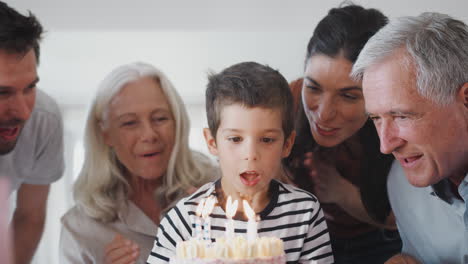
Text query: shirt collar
430 179 453 204
430 173 468 204
458 173 468 202
118 201 158 235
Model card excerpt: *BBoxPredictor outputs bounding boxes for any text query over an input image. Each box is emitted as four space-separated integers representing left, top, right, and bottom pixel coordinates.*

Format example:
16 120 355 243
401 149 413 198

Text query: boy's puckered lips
240 170 261 187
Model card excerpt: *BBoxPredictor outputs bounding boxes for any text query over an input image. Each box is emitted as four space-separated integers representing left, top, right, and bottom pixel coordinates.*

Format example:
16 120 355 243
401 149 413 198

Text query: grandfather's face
0 50 38 155
362 52 468 187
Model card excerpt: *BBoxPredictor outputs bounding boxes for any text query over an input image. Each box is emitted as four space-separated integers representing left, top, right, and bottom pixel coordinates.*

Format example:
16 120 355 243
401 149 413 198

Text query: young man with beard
0 2 64 263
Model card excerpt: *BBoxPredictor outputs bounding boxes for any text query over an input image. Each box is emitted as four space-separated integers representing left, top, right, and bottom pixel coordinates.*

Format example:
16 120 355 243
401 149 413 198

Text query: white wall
38 31 309 107
14 0 468 108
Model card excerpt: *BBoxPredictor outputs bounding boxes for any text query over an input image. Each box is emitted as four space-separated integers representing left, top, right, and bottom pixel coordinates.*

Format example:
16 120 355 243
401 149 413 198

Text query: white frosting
171 236 286 264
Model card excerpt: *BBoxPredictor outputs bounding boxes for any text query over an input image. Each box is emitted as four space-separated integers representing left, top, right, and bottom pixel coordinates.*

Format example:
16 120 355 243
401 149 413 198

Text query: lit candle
194 198 205 240
202 196 216 242
243 200 257 243
225 196 238 240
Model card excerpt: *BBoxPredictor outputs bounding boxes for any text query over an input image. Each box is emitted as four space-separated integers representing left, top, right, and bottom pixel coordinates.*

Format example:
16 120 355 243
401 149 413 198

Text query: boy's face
204 104 295 198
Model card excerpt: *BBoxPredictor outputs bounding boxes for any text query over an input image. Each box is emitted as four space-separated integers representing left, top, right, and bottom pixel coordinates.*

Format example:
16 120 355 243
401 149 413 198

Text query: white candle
202 196 216 242
225 196 238 240
194 199 205 240
243 200 258 243
203 217 211 242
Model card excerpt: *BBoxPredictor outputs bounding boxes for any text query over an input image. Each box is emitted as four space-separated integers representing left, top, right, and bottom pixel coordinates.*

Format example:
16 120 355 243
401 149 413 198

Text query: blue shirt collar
430 174 468 204
458 173 468 202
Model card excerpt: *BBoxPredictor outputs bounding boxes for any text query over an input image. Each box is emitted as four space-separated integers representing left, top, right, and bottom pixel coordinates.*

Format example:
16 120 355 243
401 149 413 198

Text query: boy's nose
243 142 258 161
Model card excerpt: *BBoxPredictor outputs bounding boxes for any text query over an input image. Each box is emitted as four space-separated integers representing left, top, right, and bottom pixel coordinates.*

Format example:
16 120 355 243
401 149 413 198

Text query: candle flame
242 200 256 220
226 196 238 219
202 196 216 219
196 198 205 217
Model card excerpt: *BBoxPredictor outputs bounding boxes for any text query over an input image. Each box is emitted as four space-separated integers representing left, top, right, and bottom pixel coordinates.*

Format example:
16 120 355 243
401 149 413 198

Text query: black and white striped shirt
147 180 334 264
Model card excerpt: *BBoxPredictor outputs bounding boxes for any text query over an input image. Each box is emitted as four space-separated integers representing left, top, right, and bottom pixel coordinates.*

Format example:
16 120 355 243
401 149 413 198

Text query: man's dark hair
206 61 294 139
0 1 43 62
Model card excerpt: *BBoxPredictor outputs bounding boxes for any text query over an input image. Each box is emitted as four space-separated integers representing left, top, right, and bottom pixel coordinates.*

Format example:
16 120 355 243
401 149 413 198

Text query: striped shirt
147 180 334 264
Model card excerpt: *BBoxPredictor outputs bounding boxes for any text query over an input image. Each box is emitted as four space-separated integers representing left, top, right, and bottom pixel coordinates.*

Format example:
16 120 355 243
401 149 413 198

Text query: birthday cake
169 236 286 264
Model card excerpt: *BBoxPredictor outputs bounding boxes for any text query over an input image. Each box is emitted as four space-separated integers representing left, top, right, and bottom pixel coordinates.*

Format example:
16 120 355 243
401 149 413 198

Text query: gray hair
352 12 468 105
74 62 216 222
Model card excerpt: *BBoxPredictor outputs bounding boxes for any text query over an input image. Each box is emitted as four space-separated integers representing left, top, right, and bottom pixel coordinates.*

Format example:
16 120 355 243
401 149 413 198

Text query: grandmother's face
102 76 176 181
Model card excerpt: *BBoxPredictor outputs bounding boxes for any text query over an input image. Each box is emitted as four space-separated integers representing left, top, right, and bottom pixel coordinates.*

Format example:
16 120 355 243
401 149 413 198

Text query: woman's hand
303 152 398 229
303 152 350 204
384 254 421 264
104 234 139 264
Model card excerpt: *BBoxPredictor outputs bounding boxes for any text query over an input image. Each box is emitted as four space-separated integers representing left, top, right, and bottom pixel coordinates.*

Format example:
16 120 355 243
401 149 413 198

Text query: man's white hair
352 12 468 105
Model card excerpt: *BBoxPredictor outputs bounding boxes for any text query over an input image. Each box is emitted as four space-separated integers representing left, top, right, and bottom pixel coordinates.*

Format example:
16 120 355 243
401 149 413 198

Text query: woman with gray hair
59 62 217 264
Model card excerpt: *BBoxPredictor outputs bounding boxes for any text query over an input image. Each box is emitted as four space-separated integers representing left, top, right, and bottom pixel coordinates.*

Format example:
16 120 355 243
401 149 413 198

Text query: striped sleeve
299 205 334 264
147 201 192 264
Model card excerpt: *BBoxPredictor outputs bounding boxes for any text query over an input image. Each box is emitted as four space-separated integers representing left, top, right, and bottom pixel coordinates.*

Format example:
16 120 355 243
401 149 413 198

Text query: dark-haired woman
286 5 402 264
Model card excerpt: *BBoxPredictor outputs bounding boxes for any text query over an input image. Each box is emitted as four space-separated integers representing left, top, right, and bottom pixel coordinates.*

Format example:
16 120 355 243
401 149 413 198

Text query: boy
147 62 333 264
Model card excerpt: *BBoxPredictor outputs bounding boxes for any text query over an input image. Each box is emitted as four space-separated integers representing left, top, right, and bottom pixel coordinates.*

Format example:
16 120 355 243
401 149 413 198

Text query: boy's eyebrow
304 77 321 87
219 128 244 136
222 128 242 133
263 128 282 133
222 128 282 133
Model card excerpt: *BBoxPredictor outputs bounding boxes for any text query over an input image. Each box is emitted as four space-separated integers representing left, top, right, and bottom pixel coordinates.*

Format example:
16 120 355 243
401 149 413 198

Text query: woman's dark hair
306 4 388 63
286 4 393 223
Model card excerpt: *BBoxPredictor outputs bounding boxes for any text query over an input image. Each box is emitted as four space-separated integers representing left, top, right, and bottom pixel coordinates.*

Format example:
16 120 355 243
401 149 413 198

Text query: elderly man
0 2 64 263
352 13 468 264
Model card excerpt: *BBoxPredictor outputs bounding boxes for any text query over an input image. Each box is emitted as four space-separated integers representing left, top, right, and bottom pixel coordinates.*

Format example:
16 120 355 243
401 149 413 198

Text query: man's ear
282 130 296 158
460 82 468 109
203 128 218 156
